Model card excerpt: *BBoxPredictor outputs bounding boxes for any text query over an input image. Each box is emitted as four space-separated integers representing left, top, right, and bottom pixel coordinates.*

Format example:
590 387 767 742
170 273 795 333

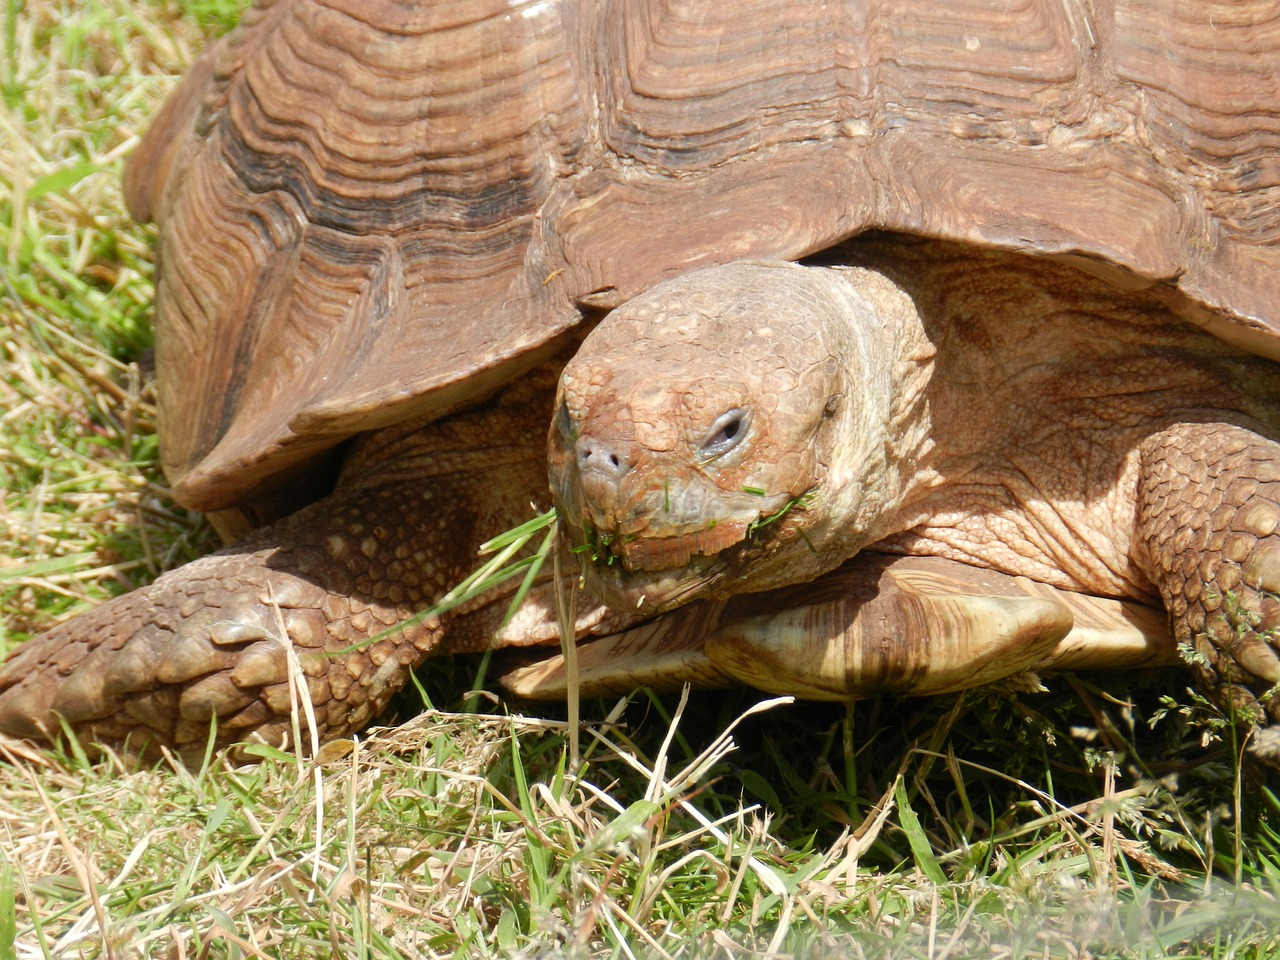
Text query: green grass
0 0 219 655
3 1 1280 957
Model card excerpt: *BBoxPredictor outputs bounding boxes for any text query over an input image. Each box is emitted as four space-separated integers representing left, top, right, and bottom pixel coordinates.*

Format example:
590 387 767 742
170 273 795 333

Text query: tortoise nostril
576 435 630 480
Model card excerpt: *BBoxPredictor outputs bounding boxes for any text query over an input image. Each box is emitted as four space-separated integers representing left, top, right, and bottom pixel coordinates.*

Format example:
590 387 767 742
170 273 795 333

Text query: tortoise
2 0 1280 761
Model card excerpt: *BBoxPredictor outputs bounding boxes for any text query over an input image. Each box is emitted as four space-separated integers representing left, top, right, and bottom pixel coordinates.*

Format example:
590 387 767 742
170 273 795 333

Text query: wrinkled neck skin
804 266 936 580
550 260 937 615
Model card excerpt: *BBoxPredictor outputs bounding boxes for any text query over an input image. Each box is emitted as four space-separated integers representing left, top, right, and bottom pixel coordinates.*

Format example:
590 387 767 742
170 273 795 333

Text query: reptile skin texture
1137 422 1280 742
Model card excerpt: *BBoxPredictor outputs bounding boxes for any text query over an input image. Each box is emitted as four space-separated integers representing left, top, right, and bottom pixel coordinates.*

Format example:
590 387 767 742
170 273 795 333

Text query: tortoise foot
499 600 736 699
1137 421 1280 758
0 485 455 758
0 548 356 757
0 553 291 754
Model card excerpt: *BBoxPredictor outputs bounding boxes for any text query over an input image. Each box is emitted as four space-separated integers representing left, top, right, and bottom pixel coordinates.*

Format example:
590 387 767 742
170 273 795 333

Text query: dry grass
3 2 1280 957
4 685 1280 958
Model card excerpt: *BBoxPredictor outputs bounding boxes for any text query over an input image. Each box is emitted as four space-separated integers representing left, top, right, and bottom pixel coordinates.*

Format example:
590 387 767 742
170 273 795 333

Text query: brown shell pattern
125 0 1280 512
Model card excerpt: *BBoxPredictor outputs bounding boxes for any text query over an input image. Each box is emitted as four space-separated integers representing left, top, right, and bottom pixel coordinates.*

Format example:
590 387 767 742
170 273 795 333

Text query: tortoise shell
125 0 1280 512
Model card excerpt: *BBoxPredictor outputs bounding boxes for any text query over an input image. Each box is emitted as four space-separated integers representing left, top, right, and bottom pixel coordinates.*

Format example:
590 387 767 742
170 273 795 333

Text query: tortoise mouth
570 491 815 613
575 519 753 573
581 555 730 614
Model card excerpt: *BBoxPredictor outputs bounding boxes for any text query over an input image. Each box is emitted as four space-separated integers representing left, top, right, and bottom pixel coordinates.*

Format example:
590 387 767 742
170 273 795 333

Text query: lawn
2 2 1280 957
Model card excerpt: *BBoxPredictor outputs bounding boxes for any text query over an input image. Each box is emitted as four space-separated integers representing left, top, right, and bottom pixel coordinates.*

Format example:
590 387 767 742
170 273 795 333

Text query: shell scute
132 0 1280 509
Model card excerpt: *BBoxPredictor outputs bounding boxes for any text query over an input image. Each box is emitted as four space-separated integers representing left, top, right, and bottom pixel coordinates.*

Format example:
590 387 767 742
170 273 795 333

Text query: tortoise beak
577 548 734 614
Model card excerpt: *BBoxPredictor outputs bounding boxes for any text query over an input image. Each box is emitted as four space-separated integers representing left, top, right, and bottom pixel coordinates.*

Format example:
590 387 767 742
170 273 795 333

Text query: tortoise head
549 260 932 614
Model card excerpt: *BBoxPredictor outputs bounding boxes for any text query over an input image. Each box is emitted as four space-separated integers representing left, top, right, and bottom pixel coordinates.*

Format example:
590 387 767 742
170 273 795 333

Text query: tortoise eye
700 407 750 459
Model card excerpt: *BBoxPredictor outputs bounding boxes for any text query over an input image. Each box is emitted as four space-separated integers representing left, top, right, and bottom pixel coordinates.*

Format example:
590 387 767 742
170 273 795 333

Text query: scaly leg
0 376 557 759
1135 420 1280 759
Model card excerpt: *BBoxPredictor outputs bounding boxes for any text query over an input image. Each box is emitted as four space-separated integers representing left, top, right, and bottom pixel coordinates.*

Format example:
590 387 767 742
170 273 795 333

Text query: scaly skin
0 372 562 759
1135 422 1280 735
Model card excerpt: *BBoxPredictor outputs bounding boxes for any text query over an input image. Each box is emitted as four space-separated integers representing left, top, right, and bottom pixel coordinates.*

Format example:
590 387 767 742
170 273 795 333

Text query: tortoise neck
811 265 939 557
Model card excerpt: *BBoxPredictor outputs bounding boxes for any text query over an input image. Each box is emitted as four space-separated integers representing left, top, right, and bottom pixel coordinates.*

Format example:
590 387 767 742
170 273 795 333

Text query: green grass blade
0 859 15 958
894 778 947 885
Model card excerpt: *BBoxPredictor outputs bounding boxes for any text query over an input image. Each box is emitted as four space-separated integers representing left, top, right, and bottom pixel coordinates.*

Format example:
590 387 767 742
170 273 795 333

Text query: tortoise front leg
1135 420 1280 756
0 479 495 759
0 370 561 759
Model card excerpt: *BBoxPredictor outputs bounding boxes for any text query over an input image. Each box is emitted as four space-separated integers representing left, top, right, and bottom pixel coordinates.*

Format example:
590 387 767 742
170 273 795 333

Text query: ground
2 2 1280 957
